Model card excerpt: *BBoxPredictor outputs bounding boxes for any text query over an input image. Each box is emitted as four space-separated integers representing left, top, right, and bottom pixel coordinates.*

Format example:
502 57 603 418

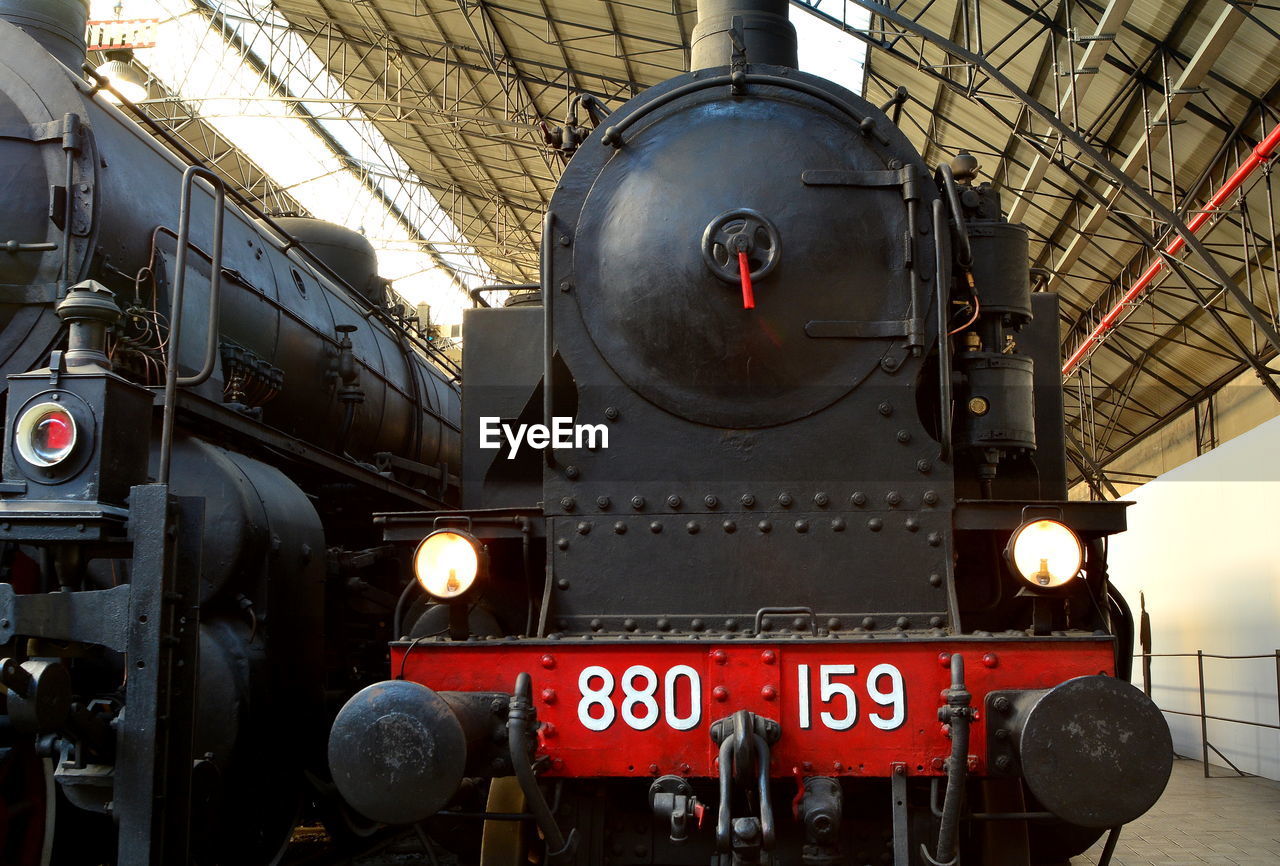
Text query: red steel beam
1062 122 1280 375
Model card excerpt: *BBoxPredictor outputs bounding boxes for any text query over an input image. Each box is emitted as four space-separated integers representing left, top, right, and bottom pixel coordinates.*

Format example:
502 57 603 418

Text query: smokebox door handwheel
701 208 780 309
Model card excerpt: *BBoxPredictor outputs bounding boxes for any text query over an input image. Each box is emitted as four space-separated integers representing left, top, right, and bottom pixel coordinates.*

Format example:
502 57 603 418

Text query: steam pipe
1063 122 1280 375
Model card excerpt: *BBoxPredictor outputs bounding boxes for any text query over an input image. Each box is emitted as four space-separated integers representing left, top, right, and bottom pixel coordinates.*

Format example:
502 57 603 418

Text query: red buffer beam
1062 122 1280 376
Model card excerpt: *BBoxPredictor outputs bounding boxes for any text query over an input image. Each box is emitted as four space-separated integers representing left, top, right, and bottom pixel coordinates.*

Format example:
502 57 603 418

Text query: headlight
1007 519 1083 588
15 402 78 467
414 530 481 599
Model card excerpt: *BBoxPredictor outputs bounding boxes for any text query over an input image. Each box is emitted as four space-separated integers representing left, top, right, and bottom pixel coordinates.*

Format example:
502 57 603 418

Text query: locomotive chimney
0 0 90 71
691 0 798 71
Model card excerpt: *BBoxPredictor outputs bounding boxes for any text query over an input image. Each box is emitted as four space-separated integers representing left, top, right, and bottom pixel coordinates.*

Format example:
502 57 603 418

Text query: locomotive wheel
478 777 528 866
0 744 53 866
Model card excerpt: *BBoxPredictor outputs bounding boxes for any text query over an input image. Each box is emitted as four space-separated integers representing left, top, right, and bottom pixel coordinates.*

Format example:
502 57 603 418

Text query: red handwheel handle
738 251 755 310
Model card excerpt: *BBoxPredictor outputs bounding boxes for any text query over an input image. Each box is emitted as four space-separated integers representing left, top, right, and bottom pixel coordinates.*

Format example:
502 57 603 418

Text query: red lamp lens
31 410 75 464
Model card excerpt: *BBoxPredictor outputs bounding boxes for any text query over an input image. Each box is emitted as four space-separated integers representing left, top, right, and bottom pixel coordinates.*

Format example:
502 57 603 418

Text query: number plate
394 639 1114 778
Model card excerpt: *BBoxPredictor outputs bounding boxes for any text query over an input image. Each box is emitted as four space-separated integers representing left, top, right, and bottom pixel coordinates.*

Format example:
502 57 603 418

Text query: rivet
937 652 951 668
833 761 844 772
867 518 883 532
657 618 671 631
624 618 637 631
778 493 793 507
613 521 626 534
724 618 738 631
886 491 902 507
831 518 846 532
760 617 773 631
686 521 700 534
557 578 570 590
983 652 999 668
930 616 944 627
761 685 778 701
541 654 556 669
862 617 876 630
795 519 809 533
896 616 910 629
923 490 939 506
881 356 899 372
928 532 942 547
931 757 945 771
596 496 611 510
559 280 572 292
650 521 663 533
560 497 576 512
604 406 619 420
666 495 682 509
691 618 705 631
712 686 729 702
577 522 591 535
558 234 571 246
758 520 772 533
929 573 942 587
827 618 841 631
917 459 932 474
723 520 737 534
590 618 603 631
792 616 807 630
631 495 645 509
761 650 776 665
712 649 728 665
704 494 719 509
542 688 557 704
851 492 867 506
556 538 569 550
814 492 829 507
878 401 893 416
896 430 911 444
648 763 660 775
905 518 920 532
740 493 756 508
565 465 580 479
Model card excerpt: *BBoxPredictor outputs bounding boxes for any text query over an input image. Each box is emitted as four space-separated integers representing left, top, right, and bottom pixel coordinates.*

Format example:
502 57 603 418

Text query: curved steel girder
800 0 1280 397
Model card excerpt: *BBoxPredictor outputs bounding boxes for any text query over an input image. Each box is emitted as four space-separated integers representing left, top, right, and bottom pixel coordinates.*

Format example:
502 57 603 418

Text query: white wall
1107 414 1280 780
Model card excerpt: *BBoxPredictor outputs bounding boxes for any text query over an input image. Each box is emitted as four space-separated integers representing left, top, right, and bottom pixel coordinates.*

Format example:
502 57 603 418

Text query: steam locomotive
328 1 1174 865
0 1 461 863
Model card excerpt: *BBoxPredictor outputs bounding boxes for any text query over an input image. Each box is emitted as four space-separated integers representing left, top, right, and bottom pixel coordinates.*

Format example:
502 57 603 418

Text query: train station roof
114 0 1280 492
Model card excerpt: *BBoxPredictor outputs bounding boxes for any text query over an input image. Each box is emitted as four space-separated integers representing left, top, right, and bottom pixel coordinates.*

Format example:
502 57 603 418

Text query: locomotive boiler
329 1 1174 865
0 1 461 863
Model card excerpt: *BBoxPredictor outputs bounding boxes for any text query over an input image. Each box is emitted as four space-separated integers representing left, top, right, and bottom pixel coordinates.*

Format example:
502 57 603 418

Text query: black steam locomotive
329 2 1174 865
0 1 461 863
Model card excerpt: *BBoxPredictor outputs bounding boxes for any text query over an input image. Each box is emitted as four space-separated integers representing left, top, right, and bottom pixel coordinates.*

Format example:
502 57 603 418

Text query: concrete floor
1077 759 1280 866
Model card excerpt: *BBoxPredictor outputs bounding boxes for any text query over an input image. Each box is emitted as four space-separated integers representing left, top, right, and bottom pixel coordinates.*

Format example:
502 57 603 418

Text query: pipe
1063 122 1280 374
507 673 572 860
925 654 972 866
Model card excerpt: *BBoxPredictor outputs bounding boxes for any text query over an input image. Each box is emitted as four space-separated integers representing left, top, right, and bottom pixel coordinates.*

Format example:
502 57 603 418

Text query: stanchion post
1198 649 1209 777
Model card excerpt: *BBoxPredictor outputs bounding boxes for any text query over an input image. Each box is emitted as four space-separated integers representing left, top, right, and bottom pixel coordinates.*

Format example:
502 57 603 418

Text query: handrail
1139 648 1280 778
159 166 226 484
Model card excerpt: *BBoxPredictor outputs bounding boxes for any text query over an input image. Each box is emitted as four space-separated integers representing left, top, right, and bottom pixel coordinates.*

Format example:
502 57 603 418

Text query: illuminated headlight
14 402 78 467
414 530 482 600
1007 519 1083 588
